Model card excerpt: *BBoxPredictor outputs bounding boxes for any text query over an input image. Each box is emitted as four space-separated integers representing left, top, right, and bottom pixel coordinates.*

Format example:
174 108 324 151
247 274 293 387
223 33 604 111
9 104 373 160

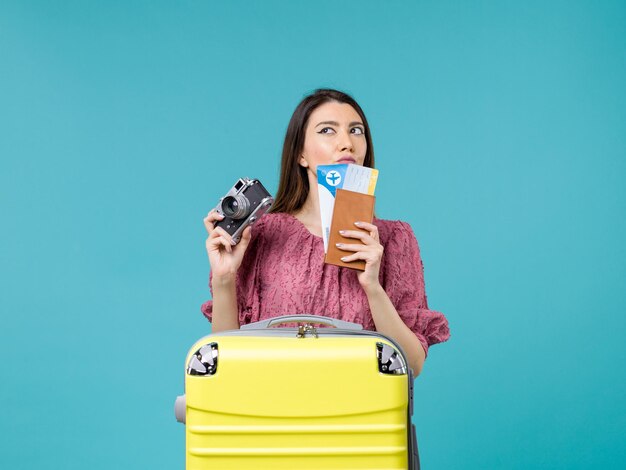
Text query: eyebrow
315 120 364 128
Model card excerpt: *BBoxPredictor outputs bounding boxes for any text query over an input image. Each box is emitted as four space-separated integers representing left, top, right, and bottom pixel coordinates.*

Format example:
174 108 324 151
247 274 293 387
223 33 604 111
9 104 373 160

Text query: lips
336 156 356 164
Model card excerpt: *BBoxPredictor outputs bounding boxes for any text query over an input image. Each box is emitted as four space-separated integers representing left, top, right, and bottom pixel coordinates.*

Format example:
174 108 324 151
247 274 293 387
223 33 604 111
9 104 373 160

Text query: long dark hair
269 89 375 214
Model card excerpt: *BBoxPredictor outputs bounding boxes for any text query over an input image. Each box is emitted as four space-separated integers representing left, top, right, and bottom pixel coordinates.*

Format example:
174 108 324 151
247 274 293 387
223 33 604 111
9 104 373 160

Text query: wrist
361 280 384 297
212 273 237 289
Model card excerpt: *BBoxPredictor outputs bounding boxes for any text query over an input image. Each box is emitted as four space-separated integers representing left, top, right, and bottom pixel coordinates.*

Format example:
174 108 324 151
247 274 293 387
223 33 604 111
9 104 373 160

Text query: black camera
213 178 274 244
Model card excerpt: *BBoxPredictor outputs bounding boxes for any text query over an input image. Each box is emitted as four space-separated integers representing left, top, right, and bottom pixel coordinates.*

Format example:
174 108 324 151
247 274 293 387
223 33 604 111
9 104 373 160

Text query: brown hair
269 89 375 214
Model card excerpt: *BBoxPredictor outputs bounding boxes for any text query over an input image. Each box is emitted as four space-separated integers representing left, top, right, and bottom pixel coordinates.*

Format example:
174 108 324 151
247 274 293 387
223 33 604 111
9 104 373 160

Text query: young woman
202 89 449 375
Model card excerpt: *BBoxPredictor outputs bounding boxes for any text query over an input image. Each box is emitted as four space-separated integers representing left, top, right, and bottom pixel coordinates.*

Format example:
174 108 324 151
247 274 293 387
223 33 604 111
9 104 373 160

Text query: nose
337 129 354 152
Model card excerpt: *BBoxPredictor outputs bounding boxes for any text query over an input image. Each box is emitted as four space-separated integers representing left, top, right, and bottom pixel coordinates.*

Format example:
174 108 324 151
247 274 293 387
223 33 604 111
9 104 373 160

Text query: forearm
210 275 240 333
364 284 426 376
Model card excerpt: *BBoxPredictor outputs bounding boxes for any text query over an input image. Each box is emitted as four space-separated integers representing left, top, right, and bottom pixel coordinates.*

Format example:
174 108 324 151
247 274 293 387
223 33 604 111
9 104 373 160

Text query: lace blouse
201 212 450 356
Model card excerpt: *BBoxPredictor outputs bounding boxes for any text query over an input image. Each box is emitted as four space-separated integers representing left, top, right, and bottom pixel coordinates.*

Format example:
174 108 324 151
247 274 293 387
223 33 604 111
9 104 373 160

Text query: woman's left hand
336 221 383 292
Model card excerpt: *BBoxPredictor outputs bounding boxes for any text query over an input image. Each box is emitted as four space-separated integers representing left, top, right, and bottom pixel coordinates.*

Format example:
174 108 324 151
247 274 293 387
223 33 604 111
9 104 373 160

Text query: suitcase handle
241 314 363 331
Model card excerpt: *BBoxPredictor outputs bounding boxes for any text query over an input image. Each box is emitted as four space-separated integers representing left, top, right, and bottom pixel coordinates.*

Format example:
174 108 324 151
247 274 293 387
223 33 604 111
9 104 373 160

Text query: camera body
214 178 274 244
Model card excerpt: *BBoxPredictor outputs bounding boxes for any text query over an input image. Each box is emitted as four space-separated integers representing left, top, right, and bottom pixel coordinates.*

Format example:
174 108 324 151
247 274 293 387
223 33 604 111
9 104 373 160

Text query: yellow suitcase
175 315 419 469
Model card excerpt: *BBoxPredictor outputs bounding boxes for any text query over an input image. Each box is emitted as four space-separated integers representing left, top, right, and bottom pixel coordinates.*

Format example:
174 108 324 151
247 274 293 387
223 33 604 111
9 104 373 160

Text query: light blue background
1 1 624 468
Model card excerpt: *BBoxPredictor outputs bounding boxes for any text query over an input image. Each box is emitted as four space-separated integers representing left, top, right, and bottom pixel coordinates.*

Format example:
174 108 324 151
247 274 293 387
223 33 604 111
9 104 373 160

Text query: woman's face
299 101 367 173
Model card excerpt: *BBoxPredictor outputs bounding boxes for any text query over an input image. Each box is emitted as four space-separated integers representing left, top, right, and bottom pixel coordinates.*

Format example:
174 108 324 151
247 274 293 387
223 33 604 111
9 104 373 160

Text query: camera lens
221 195 250 219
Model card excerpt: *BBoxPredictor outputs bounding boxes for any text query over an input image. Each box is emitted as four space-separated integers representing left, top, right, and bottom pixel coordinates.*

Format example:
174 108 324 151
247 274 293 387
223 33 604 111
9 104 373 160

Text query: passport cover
317 164 379 253
325 189 375 271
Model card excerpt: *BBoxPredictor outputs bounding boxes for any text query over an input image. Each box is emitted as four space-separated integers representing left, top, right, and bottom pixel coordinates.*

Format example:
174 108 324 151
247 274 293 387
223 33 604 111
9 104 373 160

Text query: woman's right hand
204 210 252 282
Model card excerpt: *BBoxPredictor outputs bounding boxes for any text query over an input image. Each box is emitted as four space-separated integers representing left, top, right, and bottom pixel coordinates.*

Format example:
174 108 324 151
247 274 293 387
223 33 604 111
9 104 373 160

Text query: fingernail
354 221 362 226
339 230 346 235
336 243 343 247
230 240 236 246
341 257 348 261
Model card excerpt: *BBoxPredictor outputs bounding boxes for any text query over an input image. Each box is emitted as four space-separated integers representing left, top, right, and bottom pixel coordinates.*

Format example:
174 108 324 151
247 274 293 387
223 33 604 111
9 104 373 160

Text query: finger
354 221 379 240
204 210 225 234
340 251 369 263
236 226 252 251
218 236 233 254
207 235 232 254
335 242 370 252
212 226 236 246
339 229 374 244
207 235 232 253
206 208 223 220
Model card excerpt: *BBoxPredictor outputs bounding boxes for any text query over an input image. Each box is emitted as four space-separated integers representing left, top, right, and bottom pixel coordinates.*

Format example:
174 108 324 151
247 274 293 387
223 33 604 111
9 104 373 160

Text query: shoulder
249 212 301 243
253 211 289 231
374 218 416 246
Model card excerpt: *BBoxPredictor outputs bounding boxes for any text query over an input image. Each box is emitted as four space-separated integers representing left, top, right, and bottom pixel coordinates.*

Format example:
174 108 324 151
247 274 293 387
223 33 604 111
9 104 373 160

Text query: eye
351 127 365 135
318 127 335 134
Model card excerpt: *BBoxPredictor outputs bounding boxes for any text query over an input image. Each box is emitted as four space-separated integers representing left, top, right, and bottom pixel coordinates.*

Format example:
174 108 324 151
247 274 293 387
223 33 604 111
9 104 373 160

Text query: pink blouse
201 213 450 356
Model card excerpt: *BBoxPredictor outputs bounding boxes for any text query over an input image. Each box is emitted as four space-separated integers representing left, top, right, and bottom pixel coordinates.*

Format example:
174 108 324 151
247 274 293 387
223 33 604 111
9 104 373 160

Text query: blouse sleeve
382 221 450 357
200 219 266 326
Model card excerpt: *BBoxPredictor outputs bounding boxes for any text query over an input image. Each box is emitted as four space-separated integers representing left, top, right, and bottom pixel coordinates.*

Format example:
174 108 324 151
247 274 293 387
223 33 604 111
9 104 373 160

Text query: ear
298 155 309 168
